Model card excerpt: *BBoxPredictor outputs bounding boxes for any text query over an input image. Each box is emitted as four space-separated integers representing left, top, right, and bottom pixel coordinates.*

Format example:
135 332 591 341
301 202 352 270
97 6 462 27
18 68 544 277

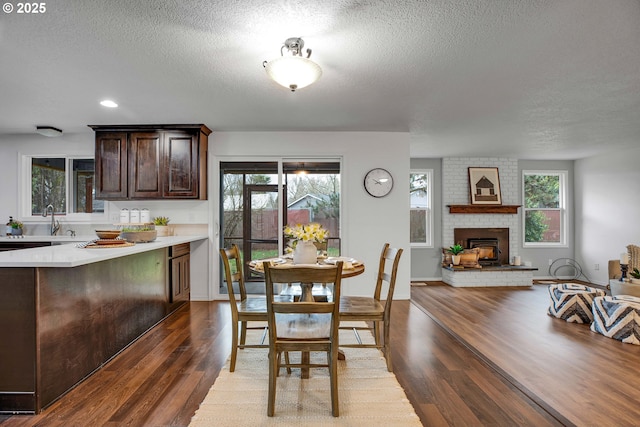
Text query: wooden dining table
248 256 365 377
248 256 365 302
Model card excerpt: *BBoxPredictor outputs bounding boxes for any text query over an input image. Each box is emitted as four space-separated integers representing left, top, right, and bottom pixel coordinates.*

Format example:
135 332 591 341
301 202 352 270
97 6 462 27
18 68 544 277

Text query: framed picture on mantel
468 167 502 205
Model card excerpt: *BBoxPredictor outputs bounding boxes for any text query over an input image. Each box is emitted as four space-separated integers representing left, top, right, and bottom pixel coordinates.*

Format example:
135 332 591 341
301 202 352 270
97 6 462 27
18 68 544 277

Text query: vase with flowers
284 223 329 264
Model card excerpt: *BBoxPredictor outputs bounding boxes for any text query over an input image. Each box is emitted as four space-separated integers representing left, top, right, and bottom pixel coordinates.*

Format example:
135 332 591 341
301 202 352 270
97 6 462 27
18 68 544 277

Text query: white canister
140 208 150 223
119 208 130 223
514 256 521 266
130 208 140 223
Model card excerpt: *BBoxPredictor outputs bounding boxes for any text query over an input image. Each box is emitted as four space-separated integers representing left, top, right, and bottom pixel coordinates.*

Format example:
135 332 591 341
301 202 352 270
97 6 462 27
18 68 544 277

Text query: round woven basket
120 230 157 243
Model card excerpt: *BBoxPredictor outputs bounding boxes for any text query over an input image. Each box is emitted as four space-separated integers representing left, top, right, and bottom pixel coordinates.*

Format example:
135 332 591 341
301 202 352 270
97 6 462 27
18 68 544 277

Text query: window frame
522 169 568 248
410 169 433 248
19 154 109 223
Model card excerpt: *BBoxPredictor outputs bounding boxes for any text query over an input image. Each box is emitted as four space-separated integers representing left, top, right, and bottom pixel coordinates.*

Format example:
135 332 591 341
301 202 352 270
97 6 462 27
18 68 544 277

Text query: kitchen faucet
42 204 60 236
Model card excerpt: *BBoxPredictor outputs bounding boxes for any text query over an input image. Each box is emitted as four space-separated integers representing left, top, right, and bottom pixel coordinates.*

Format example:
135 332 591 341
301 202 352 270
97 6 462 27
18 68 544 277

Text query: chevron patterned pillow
591 295 640 345
547 283 606 324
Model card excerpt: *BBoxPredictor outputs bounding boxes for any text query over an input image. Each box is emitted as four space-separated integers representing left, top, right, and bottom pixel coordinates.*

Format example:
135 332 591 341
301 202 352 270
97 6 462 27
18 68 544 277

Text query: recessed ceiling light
100 100 118 108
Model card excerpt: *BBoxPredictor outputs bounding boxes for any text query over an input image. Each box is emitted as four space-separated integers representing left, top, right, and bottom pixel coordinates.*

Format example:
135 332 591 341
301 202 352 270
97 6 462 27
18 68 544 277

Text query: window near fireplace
410 170 433 247
523 170 567 247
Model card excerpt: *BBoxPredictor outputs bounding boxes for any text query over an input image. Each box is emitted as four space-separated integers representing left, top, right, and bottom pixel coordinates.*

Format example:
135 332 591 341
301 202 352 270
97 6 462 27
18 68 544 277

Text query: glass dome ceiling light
263 37 322 92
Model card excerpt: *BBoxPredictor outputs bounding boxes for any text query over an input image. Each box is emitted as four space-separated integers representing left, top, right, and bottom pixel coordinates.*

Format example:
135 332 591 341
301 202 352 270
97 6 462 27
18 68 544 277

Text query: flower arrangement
283 223 328 250
10 219 23 229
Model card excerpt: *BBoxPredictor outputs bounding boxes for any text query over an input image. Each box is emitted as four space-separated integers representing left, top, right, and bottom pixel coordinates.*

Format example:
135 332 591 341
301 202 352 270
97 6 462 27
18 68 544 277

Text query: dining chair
339 243 403 372
263 261 344 417
219 244 274 372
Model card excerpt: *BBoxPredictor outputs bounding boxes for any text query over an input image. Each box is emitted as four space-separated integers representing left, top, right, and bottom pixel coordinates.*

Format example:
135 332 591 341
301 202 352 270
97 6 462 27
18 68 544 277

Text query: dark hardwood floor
3 282 625 426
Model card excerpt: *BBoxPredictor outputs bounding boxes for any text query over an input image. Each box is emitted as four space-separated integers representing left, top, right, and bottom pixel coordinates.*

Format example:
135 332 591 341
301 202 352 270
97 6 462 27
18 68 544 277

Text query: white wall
575 146 640 285
209 132 411 299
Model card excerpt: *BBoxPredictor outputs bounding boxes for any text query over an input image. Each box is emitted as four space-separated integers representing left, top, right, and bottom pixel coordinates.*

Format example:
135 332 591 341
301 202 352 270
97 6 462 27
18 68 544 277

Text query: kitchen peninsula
0 235 207 414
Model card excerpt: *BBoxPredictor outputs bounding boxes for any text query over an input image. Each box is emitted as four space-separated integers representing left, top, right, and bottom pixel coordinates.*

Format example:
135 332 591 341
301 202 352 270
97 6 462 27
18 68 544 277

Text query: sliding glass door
220 160 340 294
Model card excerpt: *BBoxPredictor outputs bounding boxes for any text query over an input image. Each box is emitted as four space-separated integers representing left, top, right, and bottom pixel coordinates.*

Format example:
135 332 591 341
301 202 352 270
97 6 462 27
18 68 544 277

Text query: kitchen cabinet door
95 132 128 199
170 254 190 303
163 132 198 198
128 132 162 199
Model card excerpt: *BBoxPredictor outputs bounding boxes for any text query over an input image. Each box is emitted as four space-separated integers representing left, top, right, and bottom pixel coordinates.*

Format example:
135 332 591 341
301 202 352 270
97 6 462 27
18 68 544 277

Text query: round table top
249 256 365 278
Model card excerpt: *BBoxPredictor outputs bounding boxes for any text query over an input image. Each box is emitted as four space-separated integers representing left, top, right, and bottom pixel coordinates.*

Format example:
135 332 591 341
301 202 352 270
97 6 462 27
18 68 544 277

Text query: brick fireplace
442 157 520 263
441 158 536 287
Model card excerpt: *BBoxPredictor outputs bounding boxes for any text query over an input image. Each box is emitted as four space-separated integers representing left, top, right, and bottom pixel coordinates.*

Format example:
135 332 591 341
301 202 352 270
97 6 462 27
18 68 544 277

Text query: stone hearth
442 266 537 287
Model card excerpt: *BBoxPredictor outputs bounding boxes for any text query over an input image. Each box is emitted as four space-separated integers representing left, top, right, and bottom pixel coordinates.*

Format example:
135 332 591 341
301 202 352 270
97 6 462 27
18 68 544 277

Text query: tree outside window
32 158 66 215
29 156 104 217
523 171 566 245
410 170 433 246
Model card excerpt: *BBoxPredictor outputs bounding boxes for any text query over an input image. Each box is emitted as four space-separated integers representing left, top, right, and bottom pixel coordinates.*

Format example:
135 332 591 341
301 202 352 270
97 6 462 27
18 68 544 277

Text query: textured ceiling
0 0 639 159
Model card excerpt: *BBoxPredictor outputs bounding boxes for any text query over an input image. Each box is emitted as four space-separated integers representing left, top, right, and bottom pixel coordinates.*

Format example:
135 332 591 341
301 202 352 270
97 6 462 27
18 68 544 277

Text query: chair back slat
266 264 340 285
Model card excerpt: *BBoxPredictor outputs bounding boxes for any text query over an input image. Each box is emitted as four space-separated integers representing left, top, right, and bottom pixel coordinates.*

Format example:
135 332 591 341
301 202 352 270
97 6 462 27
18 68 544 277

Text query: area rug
189 322 421 426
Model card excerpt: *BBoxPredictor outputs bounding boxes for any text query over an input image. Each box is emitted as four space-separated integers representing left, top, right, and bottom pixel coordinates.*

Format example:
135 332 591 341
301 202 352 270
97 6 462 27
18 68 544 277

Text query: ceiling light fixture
35 126 63 137
263 37 322 92
100 99 118 108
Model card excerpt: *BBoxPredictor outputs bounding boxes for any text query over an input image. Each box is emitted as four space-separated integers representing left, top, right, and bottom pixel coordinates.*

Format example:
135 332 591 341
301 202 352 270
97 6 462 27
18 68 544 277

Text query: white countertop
0 235 208 268
0 235 95 243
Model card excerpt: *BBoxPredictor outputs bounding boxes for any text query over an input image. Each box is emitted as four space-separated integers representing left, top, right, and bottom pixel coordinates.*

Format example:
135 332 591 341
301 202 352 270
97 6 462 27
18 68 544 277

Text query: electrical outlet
549 259 553 266
594 263 600 271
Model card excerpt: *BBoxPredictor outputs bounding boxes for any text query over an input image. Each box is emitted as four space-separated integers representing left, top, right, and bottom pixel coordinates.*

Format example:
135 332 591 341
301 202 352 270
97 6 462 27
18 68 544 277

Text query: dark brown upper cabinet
90 124 211 200
95 132 128 199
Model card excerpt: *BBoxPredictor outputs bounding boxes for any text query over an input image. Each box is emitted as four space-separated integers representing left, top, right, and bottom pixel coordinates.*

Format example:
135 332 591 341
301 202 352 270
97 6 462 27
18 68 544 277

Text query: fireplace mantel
448 205 521 214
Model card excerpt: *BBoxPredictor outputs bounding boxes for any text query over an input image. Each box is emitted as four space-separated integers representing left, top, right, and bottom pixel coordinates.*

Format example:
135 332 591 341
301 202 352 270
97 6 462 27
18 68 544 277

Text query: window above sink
19 155 109 223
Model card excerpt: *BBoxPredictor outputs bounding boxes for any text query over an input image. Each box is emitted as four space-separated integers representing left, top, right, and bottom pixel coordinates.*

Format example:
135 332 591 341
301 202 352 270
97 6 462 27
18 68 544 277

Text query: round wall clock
364 168 394 198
